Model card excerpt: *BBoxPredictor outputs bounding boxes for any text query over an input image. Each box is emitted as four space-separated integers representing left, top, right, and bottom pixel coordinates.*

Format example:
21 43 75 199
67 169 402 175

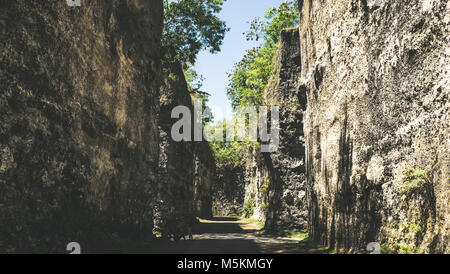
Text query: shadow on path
128 217 329 254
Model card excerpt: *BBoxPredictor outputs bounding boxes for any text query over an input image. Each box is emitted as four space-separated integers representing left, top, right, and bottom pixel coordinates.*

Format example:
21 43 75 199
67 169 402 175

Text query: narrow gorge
0 0 448 254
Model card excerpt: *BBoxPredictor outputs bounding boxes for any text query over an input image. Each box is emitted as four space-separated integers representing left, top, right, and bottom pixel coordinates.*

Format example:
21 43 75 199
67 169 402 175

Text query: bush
243 198 255 218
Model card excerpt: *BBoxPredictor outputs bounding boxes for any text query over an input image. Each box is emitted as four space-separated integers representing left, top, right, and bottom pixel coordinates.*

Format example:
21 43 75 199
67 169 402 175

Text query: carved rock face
299 0 449 253
0 0 164 253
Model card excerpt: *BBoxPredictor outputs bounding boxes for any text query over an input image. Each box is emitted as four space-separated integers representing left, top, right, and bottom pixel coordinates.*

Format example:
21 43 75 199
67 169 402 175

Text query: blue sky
193 0 287 122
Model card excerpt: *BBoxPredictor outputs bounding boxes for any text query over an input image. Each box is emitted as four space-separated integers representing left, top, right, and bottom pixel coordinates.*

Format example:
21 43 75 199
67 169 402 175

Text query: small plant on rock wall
260 202 269 211
259 182 269 192
398 165 431 195
380 222 425 254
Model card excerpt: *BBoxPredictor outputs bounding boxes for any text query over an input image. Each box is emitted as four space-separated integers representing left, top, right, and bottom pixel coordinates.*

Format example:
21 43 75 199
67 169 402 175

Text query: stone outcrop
194 141 215 219
298 0 449 253
212 29 308 232
0 0 215 253
243 145 271 223
154 51 196 234
156 52 216 222
213 162 245 217
262 28 308 232
0 0 164 253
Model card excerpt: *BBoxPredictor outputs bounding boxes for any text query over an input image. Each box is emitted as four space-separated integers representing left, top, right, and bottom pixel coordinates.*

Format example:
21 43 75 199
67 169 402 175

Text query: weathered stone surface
212 163 244 217
263 28 307 232
194 141 215 219
299 0 449 253
156 52 216 222
0 0 164 253
213 29 308 232
243 145 271 223
154 52 196 234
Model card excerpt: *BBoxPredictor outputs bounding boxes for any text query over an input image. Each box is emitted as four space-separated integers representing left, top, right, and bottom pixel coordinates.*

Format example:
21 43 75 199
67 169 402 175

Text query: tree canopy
163 0 229 68
227 1 299 109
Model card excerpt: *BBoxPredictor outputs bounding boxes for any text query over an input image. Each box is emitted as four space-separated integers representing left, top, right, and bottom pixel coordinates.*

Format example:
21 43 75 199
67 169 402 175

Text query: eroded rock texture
155 53 196 233
213 163 245 217
243 145 271 223
213 29 308 231
299 0 449 253
0 0 165 253
263 28 307 231
194 141 215 219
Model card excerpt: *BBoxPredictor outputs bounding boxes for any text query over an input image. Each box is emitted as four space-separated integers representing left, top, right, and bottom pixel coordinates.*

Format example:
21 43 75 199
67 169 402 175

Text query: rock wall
0 0 171 253
214 29 308 231
194 141 215 219
299 0 449 253
243 145 270 222
154 52 196 233
262 28 308 232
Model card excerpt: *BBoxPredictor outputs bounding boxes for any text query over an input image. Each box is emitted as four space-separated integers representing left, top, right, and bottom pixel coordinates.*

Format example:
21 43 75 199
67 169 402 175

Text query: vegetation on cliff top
210 1 299 167
227 1 299 109
163 0 229 68
162 0 229 123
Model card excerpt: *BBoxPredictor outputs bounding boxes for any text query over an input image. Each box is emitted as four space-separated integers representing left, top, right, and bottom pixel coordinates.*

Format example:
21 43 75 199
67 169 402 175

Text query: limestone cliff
194 141 215 219
213 163 244 217
154 51 196 233
0 0 164 253
262 28 307 232
213 29 308 232
298 0 449 253
0 0 214 253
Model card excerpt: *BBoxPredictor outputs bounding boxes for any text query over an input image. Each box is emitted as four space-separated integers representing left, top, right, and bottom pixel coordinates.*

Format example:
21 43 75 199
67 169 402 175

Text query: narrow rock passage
133 217 329 254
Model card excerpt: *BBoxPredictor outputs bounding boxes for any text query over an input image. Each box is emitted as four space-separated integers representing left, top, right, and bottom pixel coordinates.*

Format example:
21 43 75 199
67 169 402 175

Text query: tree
227 1 299 109
184 67 205 93
163 0 229 68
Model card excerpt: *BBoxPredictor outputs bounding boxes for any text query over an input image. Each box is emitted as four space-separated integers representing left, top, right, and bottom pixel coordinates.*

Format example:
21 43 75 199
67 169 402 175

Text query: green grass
296 236 335 254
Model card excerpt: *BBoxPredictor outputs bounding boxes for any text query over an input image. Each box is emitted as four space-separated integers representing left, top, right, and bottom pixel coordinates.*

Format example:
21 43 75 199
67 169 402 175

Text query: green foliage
208 121 253 166
398 166 431 195
381 222 425 254
184 68 205 93
264 229 308 239
380 243 394 254
227 1 299 109
245 1 300 46
381 242 424 254
243 198 255 218
162 0 222 122
210 139 247 167
153 231 162 238
259 182 269 193
260 202 269 209
163 0 229 68
183 67 213 124
167 72 179 82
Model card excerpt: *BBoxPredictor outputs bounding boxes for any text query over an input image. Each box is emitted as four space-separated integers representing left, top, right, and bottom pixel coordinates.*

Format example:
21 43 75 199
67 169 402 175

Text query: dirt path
133 217 329 254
